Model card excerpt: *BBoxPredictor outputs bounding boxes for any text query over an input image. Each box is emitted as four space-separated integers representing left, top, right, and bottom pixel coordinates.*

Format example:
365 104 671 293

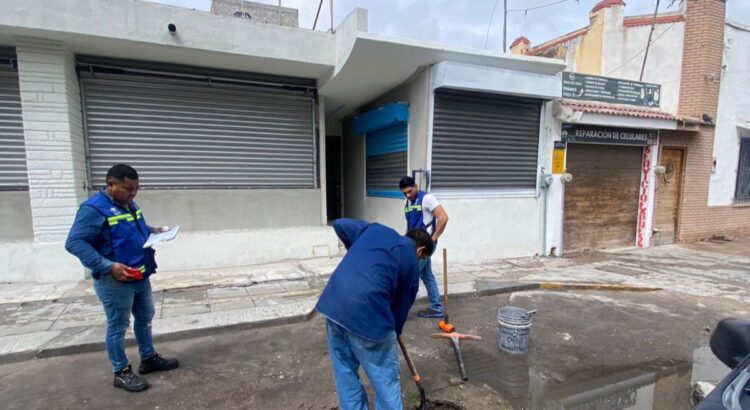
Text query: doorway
326 136 342 222
653 147 685 245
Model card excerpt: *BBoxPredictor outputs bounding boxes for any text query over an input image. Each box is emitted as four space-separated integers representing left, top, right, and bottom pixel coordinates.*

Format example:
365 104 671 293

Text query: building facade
0 0 565 283
512 0 750 254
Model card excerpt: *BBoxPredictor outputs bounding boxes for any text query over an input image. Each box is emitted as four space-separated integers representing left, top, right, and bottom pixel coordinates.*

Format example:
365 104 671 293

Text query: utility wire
639 0 661 81
508 0 571 13
605 22 676 76
484 0 501 49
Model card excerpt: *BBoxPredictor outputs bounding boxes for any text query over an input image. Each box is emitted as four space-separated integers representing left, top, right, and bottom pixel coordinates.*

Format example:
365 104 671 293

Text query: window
233 11 252 19
366 124 407 197
736 138 750 202
431 89 542 191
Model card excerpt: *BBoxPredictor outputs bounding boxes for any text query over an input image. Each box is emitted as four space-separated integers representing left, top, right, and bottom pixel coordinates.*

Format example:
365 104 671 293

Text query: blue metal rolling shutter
353 102 409 198
366 124 407 197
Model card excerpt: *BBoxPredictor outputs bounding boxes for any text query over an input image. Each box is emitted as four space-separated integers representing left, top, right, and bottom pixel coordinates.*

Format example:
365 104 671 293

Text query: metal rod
313 0 323 30
278 0 282 25
639 0 661 81
503 0 508 52
330 0 334 33
442 248 449 320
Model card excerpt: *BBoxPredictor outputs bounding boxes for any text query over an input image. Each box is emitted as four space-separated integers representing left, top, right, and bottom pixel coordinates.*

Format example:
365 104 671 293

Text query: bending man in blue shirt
315 219 434 410
65 164 179 393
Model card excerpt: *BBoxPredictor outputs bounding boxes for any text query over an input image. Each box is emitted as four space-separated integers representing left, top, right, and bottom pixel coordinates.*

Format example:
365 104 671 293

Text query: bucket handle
523 310 538 319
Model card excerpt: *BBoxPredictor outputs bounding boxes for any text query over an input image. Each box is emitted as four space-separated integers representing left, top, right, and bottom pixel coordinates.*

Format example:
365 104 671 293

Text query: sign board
562 124 657 146
552 141 566 174
562 71 661 108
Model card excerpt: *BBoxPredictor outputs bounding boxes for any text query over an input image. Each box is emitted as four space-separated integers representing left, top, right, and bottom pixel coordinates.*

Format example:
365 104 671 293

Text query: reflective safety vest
404 190 435 233
81 189 155 277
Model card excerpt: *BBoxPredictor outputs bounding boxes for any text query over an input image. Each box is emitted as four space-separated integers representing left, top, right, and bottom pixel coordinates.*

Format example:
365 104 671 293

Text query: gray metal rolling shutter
80 72 315 189
0 58 27 190
431 89 542 190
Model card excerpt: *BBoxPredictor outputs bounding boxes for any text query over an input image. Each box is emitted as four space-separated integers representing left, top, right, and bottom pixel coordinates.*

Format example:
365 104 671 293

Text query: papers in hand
143 226 180 248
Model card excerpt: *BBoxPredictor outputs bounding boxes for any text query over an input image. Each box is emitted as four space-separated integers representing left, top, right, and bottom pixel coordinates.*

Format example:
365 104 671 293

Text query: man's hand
110 262 136 282
150 226 169 234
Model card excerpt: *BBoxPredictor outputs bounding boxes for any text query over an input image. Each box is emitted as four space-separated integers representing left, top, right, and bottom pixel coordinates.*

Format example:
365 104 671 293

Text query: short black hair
106 164 139 182
399 176 416 189
405 229 435 257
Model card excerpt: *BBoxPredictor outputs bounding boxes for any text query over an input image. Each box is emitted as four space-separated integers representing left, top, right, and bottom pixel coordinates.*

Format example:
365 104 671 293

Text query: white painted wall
435 197 542 262
709 22 750 206
364 197 405 232
543 102 565 257
535 6 685 115
0 0 335 79
153 226 339 272
423 62 560 261
600 11 684 115
342 68 430 231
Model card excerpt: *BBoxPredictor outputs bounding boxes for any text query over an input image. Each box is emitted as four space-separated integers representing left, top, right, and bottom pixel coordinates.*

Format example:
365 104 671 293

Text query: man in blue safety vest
65 164 178 393
316 218 434 410
399 176 450 319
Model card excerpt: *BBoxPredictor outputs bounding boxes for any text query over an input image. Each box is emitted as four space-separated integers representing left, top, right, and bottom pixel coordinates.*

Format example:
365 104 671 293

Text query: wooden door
653 148 685 245
563 144 643 251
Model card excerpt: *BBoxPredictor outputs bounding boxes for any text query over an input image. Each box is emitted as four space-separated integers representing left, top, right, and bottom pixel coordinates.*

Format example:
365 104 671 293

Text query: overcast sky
148 0 750 51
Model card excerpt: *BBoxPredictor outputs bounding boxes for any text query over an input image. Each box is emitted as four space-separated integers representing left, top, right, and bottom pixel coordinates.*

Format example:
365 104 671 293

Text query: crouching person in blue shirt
315 218 435 410
65 164 178 393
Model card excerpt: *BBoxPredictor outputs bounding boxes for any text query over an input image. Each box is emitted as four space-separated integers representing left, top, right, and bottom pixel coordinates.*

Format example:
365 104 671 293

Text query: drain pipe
540 169 553 257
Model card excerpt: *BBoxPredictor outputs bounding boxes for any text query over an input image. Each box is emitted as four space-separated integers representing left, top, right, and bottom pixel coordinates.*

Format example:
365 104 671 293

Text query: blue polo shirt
315 219 420 341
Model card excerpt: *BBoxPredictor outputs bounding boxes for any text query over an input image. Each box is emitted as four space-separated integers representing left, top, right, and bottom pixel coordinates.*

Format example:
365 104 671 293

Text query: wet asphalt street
0 285 741 409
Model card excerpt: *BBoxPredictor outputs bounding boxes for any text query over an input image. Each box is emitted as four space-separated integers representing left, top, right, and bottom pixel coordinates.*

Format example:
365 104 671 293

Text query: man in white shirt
399 176 450 318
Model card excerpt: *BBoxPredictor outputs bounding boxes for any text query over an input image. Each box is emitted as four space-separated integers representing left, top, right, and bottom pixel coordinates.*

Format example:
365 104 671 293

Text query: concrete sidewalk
1 238 749 364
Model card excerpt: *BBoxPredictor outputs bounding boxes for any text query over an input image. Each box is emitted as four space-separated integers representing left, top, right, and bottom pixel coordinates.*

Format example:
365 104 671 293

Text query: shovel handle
442 248 449 316
397 336 421 383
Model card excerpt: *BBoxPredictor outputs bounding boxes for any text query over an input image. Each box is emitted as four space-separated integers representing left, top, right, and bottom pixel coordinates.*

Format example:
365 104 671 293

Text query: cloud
148 0 750 50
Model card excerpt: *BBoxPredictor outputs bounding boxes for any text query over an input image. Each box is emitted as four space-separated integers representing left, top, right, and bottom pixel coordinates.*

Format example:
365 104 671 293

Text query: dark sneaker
113 364 149 392
139 353 180 375
417 308 444 318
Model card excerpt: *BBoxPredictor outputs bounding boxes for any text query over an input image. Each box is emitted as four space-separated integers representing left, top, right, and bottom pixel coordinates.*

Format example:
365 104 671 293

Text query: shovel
398 335 426 410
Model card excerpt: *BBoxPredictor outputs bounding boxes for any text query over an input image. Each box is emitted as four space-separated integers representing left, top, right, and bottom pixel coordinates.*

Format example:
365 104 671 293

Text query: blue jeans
420 258 443 313
325 319 402 410
93 274 156 373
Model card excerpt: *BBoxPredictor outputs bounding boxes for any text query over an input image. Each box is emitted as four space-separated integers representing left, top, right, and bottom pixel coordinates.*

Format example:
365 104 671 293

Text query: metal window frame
427 87 545 199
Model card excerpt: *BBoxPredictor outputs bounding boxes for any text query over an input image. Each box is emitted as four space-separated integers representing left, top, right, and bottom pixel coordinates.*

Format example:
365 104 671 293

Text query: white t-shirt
406 193 440 235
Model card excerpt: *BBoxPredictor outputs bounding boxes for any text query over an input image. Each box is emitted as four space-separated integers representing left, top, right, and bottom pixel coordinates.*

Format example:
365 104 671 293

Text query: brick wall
16 37 86 244
664 0 750 242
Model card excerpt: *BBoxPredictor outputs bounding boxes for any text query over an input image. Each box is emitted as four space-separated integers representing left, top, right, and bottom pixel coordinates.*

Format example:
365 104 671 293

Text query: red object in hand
126 267 143 280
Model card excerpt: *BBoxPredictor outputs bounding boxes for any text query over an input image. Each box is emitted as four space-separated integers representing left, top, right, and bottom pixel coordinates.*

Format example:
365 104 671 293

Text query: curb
538 282 663 292
0 311 316 366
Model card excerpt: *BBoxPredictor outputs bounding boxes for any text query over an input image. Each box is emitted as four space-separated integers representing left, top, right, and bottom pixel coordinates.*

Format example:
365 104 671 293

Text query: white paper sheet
143 226 180 248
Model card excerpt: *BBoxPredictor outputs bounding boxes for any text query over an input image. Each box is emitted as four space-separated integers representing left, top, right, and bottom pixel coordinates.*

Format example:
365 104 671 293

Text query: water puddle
460 346 730 410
